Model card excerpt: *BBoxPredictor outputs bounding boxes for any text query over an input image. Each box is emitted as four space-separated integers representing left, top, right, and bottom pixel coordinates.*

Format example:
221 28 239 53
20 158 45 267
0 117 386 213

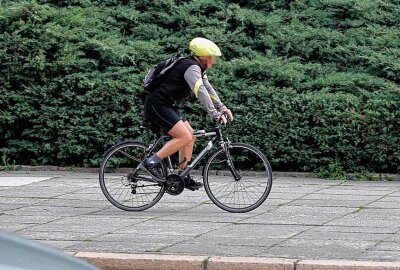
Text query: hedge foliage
0 0 399 173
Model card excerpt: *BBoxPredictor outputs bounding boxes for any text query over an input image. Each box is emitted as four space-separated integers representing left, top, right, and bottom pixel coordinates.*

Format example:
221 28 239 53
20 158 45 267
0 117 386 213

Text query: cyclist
141 37 233 190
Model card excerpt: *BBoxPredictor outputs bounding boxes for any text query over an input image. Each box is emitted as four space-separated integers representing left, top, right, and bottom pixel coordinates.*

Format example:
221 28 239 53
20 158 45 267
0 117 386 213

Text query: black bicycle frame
180 129 220 178
143 127 222 180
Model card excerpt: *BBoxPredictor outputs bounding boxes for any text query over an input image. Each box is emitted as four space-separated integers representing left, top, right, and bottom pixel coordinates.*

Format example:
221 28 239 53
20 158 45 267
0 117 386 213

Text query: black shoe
183 174 203 191
140 158 162 178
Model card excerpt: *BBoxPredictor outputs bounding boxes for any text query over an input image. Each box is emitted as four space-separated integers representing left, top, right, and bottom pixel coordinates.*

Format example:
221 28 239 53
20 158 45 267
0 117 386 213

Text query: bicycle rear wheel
99 141 166 211
203 143 272 213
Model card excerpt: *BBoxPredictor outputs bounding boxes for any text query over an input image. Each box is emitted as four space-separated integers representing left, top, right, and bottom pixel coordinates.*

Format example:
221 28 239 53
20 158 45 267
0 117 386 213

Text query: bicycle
99 116 273 213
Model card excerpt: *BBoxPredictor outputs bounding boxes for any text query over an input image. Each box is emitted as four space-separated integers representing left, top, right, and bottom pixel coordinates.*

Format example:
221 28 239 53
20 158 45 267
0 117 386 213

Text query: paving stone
89 233 193 253
1 170 400 263
271 205 356 215
204 223 313 239
387 191 400 197
0 197 48 204
178 202 265 215
86 207 167 218
285 198 379 208
16 230 101 241
356 250 400 262
373 241 400 251
354 208 400 219
0 203 30 212
161 241 266 257
5 205 102 217
23 216 144 233
68 240 168 253
158 211 253 223
385 233 400 241
259 239 376 260
0 214 60 224
315 188 396 196
367 200 400 209
0 222 36 232
33 198 110 208
325 216 400 228
315 225 398 234
0 177 52 186
117 219 227 237
57 193 106 200
302 193 383 201
192 234 284 248
293 228 394 241
0 186 82 198
38 240 81 250
236 207 352 226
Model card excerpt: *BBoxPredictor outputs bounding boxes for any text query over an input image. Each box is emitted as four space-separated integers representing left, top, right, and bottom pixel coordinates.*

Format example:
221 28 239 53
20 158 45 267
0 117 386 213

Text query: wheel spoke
204 143 272 213
99 142 165 211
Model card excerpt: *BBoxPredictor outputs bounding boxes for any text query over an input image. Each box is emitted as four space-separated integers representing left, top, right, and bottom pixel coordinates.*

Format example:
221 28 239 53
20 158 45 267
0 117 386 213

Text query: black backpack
143 54 185 92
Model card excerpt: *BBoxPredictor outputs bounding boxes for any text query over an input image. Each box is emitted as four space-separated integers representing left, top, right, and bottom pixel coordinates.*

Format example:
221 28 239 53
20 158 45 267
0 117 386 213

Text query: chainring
165 174 185 196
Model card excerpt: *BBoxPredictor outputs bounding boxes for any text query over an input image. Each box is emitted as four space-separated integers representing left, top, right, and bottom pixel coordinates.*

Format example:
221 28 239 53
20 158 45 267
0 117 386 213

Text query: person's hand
219 107 233 122
218 114 228 125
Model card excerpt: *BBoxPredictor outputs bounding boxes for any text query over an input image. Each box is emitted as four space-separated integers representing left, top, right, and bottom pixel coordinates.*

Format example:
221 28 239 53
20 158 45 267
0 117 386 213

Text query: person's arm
184 65 221 120
202 74 225 110
202 74 233 121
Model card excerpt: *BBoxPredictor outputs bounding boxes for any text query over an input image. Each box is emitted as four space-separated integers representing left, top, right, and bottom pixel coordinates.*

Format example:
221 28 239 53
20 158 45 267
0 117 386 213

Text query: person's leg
150 116 202 189
173 121 202 190
178 121 195 169
143 103 201 191
156 120 193 159
142 104 191 176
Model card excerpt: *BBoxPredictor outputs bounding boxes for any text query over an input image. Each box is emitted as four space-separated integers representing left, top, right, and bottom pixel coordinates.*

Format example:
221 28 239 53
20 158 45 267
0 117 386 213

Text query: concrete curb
75 252 400 270
296 260 400 270
76 252 210 270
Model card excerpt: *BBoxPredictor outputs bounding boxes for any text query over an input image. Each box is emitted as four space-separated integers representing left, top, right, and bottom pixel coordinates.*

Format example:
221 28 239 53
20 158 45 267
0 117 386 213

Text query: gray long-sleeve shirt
184 65 225 119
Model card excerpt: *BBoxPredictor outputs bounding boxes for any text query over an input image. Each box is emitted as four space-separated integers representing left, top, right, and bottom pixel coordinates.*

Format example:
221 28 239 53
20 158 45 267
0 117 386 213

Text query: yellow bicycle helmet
189 37 221 57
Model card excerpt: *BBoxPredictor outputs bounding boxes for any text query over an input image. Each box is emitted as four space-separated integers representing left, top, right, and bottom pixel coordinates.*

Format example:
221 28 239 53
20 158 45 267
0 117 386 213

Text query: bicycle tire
203 143 272 213
99 140 166 211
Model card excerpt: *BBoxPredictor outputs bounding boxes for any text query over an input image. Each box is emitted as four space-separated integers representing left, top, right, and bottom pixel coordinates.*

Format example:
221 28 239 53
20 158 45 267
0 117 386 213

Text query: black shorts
144 100 186 132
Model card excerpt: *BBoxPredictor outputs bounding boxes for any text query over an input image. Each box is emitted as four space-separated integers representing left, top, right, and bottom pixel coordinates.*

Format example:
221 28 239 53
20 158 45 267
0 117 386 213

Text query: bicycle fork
222 143 242 181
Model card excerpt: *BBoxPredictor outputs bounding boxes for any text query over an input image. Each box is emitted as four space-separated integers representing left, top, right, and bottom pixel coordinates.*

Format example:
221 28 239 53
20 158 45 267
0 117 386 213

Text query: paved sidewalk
0 170 400 269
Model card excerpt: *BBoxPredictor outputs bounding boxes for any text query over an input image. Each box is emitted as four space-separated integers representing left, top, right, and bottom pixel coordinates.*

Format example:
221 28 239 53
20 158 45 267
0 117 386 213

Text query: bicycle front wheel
99 141 166 211
203 143 272 213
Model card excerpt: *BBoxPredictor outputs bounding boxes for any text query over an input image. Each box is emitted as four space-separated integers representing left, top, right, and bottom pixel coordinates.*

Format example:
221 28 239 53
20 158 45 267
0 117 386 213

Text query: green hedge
0 0 399 173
